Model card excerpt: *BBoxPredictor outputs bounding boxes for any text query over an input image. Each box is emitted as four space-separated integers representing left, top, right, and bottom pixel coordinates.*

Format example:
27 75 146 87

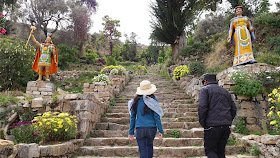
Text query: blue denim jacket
129 97 163 135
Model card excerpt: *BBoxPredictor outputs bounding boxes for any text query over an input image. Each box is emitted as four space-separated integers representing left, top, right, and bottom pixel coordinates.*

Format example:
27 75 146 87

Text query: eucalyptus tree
99 15 121 56
150 0 222 60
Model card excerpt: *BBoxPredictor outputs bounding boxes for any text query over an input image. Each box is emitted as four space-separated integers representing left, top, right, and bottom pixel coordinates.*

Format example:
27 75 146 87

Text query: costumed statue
228 6 257 67
30 27 58 81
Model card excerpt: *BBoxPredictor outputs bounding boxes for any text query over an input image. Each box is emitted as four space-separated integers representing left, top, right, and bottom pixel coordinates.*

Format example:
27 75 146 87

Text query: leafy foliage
266 88 280 132
0 37 37 91
0 94 19 107
92 74 109 84
57 44 79 70
173 65 190 80
110 67 126 76
9 121 42 144
105 56 117 66
169 129 180 138
33 112 78 142
255 53 280 66
234 117 249 135
256 12 280 28
250 145 260 156
136 66 147 75
256 71 280 93
188 61 205 76
230 71 263 97
85 49 99 64
101 65 126 74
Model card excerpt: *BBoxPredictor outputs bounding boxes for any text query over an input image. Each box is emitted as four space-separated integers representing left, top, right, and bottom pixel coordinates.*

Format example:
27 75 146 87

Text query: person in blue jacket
128 80 164 158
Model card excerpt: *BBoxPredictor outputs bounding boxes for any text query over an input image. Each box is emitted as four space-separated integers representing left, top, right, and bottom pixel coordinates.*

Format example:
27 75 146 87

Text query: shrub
256 53 280 66
256 12 280 28
230 71 263 97
136 65 147 74
110 97 116 106
0 38 37 91
234 117 249 135
0 94 19 107
105 56 117 66
173 65 190 80
9 121 42 144
100 65 126 74
179 47 194 57
188 61 205 76
33 112 78 142
92 74 109 84
57 44 79 70
110 67 126 76
251 145 260 156
158 57 163 64
267 88 280 132
256 71 280 93
165 58 175 67
85 49 98 64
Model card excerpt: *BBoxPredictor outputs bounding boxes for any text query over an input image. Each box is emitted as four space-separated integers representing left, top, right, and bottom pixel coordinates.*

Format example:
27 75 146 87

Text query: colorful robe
32 44 58 75
228 16 256 66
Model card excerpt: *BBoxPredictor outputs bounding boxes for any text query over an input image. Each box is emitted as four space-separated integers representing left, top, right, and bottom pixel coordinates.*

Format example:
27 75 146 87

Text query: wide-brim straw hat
136 80 157 95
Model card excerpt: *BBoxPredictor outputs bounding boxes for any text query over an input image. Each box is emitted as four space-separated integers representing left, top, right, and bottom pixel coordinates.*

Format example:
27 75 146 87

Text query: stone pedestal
26 81 56 98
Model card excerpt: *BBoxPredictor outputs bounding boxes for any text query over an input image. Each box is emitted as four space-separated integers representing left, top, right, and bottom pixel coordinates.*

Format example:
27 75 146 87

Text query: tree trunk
171 33 187 60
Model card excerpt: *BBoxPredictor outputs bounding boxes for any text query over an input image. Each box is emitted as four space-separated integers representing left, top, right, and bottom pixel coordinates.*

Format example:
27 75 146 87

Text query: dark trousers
135 127 157 158
204 126 231 158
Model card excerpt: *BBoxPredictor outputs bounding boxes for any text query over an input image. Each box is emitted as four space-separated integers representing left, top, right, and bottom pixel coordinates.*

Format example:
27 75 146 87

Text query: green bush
256 53 280 66
0 38 37 91
57 44 79 70
256 12 280 28
188 61 205 76
179 47 194 57
165 58 175 67
256 71 280 93
251 145 260 156
158 57 163 64
105 56 117 66
274 46 280 56
230 71 263 97
85 49 98 64
0 94 19 107
9 121 42 144
234 117 249 135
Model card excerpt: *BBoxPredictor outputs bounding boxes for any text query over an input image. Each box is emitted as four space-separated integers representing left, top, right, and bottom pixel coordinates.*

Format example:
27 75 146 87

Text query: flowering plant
136 65 147 74
100 65 126 74
173 65 189 80
267 88 280 131
33 112 78 142
9 121 42 144
92 74 109 84
110 67 126 76
0 13 6 35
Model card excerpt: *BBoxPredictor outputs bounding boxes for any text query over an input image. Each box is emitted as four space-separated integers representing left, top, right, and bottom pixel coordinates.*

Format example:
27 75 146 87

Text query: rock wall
174 63 278 133
26 81 56 98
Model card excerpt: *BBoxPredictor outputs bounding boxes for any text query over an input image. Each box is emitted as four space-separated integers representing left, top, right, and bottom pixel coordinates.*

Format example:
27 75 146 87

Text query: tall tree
100 15 121 55
150 0 222 60
0 0 17 12
129 32 138 61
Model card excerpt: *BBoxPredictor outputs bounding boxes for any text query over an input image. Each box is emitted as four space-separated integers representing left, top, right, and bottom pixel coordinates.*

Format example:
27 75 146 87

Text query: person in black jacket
198 73 237 158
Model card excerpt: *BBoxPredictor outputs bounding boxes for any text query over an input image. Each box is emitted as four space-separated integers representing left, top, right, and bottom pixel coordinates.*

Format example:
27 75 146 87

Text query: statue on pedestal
228 6 257 67
30 27 58 81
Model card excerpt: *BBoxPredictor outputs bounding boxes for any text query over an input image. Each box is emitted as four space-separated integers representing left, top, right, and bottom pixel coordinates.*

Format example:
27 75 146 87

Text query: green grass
227 137 239 146
120 97 127 101
0 94 19 107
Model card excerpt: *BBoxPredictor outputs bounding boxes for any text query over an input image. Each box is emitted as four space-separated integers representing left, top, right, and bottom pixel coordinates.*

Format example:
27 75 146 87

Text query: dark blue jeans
135 127 157 158
204 126 231 158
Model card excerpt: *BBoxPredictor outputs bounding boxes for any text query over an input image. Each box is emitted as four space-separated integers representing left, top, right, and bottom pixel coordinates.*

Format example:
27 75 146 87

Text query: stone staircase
74 67 256 158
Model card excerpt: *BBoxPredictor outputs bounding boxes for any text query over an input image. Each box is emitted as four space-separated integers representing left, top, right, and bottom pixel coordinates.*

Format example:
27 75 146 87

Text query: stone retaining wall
173 63 278 133
26 81 56 98
233 133 280 158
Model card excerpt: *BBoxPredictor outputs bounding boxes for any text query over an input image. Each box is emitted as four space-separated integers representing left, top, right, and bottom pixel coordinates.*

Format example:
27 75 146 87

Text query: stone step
163 108 198 113
163 112 198 118
95 122 129 130
77 146 244 157
77 155 257 158
114 102 197 109
84 137 203 147
90 128 204 138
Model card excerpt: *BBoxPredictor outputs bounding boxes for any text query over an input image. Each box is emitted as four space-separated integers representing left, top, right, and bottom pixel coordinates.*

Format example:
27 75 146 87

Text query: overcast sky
90 0 279 45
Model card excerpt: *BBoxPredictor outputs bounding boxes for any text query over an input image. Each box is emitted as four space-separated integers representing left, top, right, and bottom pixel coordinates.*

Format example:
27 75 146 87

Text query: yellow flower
54 129 58 132
65 129 68 132
272 89 278 95
37 113 42 116
270 120 277 125
46 122 51 125
270 106 275 110
278 97 280 103
268 98 273 102
267 111 273 117
268 93 272 97
58 124 63 128
277 111 280 117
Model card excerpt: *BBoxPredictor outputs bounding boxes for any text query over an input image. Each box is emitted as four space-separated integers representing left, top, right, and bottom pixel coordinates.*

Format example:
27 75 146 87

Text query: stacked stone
83 82 113 101
26 81 55 98
15 139 84 158
109 75 127 95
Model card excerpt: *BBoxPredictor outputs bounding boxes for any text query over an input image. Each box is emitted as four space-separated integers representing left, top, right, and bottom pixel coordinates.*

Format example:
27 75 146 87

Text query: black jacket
198 81 237 128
